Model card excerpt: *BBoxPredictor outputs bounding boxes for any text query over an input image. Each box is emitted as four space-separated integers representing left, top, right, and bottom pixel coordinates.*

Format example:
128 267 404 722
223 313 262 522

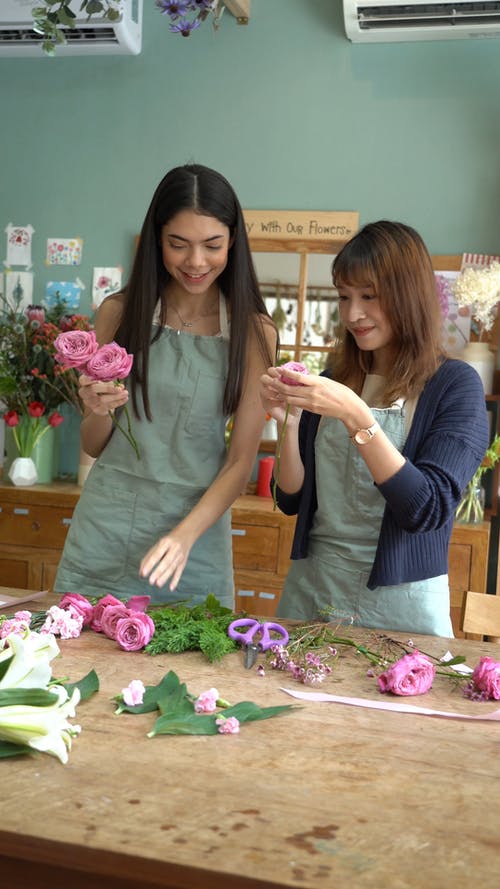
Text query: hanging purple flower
169 16 201 35
155 0 189 18
435 273 451 321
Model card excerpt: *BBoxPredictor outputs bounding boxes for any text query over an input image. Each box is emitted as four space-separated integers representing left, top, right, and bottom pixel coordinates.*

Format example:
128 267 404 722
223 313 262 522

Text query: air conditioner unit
343 0 500 42
0 0 142 56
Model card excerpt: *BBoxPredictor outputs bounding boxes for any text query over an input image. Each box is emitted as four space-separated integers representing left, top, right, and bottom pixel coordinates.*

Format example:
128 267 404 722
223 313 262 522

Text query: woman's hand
260 366 303 426
79 373 129 416
139 528 192 591
267 368 373 430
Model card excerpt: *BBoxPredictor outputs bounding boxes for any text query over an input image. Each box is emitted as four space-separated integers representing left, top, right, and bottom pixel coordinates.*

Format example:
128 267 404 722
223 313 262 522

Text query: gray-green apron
277 402 453 636
54 294 234 607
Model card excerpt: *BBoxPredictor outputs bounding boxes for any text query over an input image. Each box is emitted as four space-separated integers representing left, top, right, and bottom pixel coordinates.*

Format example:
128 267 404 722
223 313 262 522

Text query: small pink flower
378 651 435 696
0 616 31 639
471 657 500 700
115 612 155 651
54 329 99 370
216 716 240 734
40 605 84 639
279 360 309 386
90 594 124 632
14 610 32 622
121 679 146 706
194 688 219 713
59 593 94 627
84 342 133 382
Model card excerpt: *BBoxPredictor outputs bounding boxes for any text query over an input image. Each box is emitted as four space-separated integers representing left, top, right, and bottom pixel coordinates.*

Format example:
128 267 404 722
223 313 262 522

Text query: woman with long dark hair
55 163 277 605
260 220 488 635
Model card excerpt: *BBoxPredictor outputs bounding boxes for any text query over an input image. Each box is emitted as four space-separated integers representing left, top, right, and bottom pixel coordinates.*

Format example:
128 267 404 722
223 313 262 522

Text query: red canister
257 456 275 498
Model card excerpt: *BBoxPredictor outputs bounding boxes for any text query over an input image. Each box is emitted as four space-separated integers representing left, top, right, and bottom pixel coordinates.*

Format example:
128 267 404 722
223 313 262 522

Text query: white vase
461 341 495 394
8 456 38 487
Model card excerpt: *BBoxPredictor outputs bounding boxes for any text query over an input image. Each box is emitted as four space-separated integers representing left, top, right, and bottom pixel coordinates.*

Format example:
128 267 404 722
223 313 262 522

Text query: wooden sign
243 209 359 242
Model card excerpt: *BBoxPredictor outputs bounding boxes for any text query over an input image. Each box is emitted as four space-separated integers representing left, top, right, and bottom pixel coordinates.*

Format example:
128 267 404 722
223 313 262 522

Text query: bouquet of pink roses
53 330 140 459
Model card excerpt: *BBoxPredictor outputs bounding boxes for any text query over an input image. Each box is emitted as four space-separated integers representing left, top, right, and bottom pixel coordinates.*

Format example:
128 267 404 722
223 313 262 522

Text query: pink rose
100 604 132 640
216 716 240 734
471 657 500 700
54 330 99 370
121 679 146 706
59 592 94 627
90 594 124 632
377 651 435 696
194 688 219 713
84 342 133 382
279 361 310 386
125 595 151 612
115 612 155 651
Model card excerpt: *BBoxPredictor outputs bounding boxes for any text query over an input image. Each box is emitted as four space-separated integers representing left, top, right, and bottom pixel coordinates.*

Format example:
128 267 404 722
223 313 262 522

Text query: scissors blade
245 644 259 669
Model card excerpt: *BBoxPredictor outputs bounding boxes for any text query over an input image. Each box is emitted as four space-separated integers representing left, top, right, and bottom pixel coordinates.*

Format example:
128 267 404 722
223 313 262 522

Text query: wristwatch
350 421 380 445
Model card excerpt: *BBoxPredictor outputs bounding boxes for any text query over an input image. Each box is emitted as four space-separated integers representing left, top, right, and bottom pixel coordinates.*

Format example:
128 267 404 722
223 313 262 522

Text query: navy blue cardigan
275 359 489 590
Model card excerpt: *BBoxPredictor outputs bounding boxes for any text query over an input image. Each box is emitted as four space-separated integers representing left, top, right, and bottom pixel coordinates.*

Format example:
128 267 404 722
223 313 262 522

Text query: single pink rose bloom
471 656 500 700
279 361 310 386
194 688 220 713
115 612 155 651
59 592 94 627
216 716 240 734
121 679 146 706
100 604 132 640
54 329 99 370
377 651 435 696
90 594 124 632
125 595 151 613
84 342 133 382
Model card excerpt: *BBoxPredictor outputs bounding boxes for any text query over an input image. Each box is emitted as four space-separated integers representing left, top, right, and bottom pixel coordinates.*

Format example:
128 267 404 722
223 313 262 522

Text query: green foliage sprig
145 594 240 662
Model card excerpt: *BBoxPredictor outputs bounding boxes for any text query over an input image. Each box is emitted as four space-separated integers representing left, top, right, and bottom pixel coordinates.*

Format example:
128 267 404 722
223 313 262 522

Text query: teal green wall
1 0 499 313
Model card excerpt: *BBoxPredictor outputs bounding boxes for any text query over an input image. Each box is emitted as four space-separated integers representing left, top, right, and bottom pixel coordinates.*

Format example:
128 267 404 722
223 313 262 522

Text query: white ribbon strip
280 688 500 722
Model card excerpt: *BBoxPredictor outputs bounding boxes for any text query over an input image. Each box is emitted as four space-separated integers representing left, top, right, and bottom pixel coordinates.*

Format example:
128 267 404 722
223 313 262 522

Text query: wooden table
1 592 499 889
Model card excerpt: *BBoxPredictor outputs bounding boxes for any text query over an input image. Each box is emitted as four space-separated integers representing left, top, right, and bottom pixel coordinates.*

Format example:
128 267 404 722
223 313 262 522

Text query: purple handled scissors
228 618 289 669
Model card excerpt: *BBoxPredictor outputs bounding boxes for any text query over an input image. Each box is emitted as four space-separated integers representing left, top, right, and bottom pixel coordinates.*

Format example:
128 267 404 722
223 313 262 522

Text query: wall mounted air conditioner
343 0 500 42
0 0 142 56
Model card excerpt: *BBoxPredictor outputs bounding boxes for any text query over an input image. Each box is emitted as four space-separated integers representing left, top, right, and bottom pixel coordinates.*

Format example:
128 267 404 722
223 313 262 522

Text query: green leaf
0 740 32 759
114 671 189 715
222 701 296 723
0 688 60 707
149 712 219 737
61 669 99 702
0 652 14 683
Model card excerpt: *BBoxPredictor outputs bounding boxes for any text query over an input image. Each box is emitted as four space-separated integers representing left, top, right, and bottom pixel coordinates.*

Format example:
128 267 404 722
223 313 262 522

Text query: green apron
277 398 453 636
54 294 234 607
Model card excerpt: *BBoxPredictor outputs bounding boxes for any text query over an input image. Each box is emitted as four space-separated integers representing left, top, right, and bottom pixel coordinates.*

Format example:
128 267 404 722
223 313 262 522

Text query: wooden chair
461 591 500 641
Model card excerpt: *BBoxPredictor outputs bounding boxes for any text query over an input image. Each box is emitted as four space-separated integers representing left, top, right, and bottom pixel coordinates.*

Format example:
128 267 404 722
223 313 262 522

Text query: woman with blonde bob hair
260 220 489 636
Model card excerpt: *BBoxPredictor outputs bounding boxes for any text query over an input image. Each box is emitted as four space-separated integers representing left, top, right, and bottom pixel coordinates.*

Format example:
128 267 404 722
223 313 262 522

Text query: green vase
4 423 58 485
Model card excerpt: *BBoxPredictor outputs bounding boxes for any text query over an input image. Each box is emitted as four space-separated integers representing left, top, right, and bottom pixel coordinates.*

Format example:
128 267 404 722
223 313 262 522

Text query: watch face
354 429 371 445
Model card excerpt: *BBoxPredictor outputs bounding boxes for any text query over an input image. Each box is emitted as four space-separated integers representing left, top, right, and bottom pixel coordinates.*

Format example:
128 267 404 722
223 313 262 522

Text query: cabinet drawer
234 571 283 618
231 524 279 572
0 503 73 548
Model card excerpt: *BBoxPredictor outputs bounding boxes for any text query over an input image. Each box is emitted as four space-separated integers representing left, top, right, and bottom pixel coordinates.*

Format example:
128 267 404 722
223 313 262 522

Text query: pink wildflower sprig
272 361 310 511
268 642 336 685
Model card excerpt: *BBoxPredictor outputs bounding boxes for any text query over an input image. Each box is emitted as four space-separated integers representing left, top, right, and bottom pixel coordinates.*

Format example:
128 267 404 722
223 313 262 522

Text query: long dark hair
328 220 444 403
117 163 274 419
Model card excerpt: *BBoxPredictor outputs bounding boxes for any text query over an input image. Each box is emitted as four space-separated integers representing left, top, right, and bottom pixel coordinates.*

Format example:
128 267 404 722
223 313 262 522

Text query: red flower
48 411 64 428
27 401 45 418
3 411 19 428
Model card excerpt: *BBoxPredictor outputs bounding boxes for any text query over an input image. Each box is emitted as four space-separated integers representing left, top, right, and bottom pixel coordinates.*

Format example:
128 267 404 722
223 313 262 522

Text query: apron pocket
184 370 226 435
61 482 137 583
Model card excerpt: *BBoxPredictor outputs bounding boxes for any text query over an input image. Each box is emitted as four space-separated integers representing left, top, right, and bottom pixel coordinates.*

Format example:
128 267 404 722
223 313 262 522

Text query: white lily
0 685 81 764
0 630 60 690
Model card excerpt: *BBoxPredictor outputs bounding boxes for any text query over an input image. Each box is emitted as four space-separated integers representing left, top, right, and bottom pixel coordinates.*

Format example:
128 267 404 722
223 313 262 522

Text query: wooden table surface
1 592 499 889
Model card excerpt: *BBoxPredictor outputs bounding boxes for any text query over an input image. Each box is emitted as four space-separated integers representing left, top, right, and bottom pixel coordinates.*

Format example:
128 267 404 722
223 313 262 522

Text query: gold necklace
168 299 218 328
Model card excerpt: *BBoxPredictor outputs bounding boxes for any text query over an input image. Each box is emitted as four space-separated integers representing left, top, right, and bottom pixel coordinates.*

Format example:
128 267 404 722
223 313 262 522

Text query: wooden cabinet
0 481 79 591
231 495 295 617
0 481 492 636
448 521 490 638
